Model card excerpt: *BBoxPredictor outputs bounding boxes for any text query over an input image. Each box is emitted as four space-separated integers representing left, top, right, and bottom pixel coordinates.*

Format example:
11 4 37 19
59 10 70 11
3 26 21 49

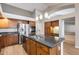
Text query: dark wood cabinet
56 45 61 55
23 39 37 55
30 40 37 55
37 42 49 55
23 38 31 55
29 21 35 27
45 20 59 37
45 22 51 36
49 47 57 55
51 20 59 27
6 34 18 46
26 39 31 54
0 35 4 50
0 34 18 48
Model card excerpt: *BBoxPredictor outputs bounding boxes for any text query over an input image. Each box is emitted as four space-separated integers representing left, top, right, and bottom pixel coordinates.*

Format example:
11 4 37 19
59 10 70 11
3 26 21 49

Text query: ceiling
48 8 75 18
5 3 59 12
2 3 75 21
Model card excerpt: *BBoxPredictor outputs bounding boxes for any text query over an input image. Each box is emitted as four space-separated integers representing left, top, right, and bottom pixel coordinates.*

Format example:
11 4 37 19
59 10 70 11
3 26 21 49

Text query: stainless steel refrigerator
18 23 31 44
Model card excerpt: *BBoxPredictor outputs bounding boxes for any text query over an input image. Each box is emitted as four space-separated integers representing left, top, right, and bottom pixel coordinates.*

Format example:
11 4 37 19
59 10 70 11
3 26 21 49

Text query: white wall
36 20 44 35
75 4 79 48
59 19 64 55
35 10 45 36
65 24 75 33
59 19 65 38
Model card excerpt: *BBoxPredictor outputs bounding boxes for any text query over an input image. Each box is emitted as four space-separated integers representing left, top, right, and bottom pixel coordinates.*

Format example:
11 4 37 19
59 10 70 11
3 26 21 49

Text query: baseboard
75 46 79 48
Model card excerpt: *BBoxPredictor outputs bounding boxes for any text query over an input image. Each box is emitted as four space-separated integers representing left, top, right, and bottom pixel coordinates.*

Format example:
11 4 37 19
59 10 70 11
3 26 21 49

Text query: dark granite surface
24 35 64 48
0 32 18 35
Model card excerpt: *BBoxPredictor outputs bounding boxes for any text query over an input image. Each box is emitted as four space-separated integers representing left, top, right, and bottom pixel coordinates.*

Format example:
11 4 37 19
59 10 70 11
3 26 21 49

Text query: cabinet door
56 45 61 55
26 39 31 55
6 34 18 46
23 37 27 52
51 20 59 27
30 40 37 55
40 44 49 53
0 35 7 48
37 48 48 55
11 34 18 44
49 47 57 55
29 21 35 26
0 36 3 51
40 50 49 55
37 42 49 55
1 35 6 47
23 38 31 55
45 22 51 36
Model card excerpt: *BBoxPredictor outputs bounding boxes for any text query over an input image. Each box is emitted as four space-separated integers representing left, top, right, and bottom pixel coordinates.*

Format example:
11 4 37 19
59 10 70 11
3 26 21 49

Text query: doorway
63 17 79 55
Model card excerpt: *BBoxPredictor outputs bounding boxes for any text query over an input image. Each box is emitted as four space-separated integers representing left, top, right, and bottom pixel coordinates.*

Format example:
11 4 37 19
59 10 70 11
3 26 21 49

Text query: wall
59 19 64 38
35 10 45 35
65 24 75 33
75 4 79 48
36 20 44 35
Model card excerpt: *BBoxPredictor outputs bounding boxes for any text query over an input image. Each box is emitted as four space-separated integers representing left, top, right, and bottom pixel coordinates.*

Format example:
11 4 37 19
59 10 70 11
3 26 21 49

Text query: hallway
0 44 27 55
64 34 79 55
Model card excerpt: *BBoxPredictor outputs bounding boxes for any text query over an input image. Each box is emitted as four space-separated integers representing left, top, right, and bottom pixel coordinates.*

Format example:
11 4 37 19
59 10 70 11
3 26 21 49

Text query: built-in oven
30 26 36 35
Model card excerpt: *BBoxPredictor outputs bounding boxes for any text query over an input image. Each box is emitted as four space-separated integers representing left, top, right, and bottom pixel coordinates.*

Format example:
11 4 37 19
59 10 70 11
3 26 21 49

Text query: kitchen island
23 35 64 55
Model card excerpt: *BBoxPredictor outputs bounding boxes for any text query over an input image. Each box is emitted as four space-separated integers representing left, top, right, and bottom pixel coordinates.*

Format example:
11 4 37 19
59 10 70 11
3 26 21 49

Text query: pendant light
39 14 43 20
44 12 48 18
36 16 39 20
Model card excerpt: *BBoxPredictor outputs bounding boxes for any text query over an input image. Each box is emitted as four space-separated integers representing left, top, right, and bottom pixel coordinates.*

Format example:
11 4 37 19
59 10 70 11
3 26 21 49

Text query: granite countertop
24 35 64 48
0 32 18 35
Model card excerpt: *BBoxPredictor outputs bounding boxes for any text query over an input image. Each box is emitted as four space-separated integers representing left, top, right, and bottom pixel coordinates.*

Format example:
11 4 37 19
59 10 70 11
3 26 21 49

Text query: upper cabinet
29 21 36 27
45 20 59 37
45 21 51 36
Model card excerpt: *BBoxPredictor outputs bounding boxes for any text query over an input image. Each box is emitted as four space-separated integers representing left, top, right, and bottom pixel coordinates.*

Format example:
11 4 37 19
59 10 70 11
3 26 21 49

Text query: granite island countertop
23 35 64 48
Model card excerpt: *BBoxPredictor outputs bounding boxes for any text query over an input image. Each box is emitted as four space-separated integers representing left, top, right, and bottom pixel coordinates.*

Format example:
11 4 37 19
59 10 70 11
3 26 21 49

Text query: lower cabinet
23 38 61 55
0 35 5 48
5 34 18 46
30 40 37 55
23 38 30 54
37 43 49 55
0 35 4 51
49 47 58 55
57 45 61 55
0 34 18 48
26 39 31 54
